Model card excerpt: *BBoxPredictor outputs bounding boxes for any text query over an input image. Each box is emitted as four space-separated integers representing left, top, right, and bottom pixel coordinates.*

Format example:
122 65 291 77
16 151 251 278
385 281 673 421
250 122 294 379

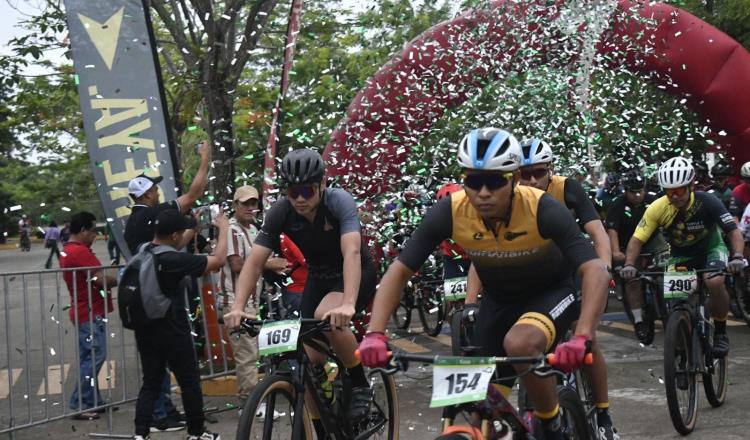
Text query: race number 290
258 320 300 356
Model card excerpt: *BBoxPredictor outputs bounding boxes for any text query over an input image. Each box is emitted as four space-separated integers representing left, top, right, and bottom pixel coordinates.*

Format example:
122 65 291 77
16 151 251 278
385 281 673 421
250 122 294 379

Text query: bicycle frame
243 318 389 440
377 352 568 439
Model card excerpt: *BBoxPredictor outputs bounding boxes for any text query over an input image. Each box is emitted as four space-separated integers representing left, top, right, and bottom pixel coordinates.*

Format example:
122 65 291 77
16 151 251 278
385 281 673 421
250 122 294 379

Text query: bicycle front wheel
703 325 728 407
417 284 444 336
236 375 313 440
392 289 412 329
366 369 400 440
557 385 590 440
663 311 698 435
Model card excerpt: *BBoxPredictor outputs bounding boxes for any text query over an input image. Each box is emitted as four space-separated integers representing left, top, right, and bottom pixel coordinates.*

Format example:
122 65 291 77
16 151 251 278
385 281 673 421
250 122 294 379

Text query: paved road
2 243 750 439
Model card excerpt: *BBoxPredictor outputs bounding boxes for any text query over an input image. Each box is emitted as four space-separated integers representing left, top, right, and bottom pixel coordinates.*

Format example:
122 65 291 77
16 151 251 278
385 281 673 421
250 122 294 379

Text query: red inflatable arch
323 0 750 196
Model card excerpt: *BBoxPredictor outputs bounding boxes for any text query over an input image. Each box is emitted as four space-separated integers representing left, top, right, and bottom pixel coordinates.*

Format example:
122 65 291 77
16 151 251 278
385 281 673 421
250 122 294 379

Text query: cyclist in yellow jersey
620 157 746 358
358 128 610 440
513 138 617 440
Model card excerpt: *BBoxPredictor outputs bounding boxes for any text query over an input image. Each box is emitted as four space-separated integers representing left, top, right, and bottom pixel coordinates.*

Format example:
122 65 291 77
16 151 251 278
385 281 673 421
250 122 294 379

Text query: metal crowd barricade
0 265 235 438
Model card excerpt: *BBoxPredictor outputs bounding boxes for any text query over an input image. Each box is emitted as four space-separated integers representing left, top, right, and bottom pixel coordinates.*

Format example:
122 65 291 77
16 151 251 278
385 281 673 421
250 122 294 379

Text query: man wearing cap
219 185 288 406
133 209 229 440
124 141 211 256
124 140 211 432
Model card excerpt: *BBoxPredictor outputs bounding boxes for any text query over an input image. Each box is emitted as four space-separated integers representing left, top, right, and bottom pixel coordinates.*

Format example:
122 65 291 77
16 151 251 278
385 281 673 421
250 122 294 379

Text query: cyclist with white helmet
517 137 618 440
359 128 610 440
729 161 750 221
620 157 745 358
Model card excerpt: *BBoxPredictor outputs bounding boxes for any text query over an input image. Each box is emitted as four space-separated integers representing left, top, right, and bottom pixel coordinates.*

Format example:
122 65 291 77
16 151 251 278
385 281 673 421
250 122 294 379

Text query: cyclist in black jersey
606 171 666 343
707 160 734 211
516 138 617 440
359 128 610 440
620 157 746 358
223 148 377 427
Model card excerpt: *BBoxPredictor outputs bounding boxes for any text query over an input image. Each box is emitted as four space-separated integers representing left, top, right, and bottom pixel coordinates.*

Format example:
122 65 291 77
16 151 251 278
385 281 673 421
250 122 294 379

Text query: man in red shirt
280 233 308 317
60 212 118 420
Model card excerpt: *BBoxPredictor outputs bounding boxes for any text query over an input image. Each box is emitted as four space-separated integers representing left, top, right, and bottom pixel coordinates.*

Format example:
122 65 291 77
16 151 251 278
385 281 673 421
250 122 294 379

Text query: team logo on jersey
504 230 528 241
473 232 484 240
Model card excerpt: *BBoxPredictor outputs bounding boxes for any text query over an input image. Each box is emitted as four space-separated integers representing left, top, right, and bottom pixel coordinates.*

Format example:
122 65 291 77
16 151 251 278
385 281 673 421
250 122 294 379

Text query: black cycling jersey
605 193 657 251
254 187 373 276
398 186 597 300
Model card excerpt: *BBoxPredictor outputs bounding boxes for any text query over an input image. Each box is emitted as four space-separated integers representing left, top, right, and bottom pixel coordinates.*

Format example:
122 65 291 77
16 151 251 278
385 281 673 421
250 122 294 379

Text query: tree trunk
204 83 236 202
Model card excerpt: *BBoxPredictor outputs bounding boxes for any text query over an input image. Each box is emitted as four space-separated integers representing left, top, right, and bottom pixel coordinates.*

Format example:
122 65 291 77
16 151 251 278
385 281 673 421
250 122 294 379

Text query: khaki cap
234 185 259 202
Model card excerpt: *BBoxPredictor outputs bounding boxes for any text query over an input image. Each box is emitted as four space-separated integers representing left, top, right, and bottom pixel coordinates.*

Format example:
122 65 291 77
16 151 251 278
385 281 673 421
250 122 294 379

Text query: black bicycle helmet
622 170 645 190
605 172 621 186
711 160 732 178
280 149 325 185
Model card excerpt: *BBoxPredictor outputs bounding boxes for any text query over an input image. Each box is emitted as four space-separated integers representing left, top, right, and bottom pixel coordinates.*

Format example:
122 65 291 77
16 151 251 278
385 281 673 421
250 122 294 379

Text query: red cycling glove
358 332 390 368
553 335 590 373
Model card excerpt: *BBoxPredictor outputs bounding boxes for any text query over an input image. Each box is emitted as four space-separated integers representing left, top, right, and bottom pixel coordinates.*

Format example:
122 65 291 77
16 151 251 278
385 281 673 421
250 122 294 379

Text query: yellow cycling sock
595 402 609 410
534 404 560 420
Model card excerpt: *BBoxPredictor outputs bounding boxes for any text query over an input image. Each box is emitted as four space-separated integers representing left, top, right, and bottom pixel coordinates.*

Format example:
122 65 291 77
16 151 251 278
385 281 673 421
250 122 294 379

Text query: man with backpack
126 209 229 440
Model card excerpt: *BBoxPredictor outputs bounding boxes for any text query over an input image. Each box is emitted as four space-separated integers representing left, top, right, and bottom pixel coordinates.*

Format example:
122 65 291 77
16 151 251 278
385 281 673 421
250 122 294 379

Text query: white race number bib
444 277 468 301
663 271 698 299
430 357 495 408
258 320 300 356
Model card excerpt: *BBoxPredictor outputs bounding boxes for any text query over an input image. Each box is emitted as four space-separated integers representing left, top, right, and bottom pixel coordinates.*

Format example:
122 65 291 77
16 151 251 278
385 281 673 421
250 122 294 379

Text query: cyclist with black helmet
708 160 735 211
359 128 610 440
223 148 377 430
596 173 624 219
516 138 618 440
605 170 666 344
620 157 745 358
692 160 712 192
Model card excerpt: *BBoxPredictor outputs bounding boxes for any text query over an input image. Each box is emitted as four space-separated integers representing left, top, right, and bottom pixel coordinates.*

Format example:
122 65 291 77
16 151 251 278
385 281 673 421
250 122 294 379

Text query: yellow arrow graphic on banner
77 7 124 71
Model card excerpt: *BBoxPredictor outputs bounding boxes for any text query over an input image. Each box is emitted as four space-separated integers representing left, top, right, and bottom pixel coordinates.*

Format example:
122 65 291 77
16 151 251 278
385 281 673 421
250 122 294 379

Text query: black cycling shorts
472 281 580 387
300 263 377 319
442 255 470 279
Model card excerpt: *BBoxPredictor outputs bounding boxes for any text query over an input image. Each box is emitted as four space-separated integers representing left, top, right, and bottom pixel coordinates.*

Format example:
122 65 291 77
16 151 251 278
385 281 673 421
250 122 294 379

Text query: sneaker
347 387 374 423
633 321 651 345
255 403 281 420
598 425 620 440
712 332 729 358
150 416 186 432
168 408 187 422
134 436 150 440
186 430 221 440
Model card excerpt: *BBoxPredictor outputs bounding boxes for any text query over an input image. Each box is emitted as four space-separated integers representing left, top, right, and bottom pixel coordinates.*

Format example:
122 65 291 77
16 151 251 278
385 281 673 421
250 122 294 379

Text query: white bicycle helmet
740 161 750 178
657 157 695 189
520 138 554 166
457 128 521 171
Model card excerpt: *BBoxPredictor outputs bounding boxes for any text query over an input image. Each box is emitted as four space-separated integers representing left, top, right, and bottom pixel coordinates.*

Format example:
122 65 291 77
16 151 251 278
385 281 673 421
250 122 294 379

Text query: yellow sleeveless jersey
396 185 597 299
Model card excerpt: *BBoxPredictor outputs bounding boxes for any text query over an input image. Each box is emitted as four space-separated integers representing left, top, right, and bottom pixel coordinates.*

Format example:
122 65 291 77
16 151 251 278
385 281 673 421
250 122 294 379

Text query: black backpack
118 243 175 330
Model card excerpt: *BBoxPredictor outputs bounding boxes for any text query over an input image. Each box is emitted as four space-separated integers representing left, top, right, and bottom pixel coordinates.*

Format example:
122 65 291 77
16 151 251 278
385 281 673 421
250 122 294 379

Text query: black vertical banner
64 0 178 259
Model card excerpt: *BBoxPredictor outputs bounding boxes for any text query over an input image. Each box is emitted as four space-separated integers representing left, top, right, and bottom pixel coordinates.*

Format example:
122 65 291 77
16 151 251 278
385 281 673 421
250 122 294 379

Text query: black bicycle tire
732 276 750 326
663 311 698 435
236 375 313 440
557 385 591 440
450 311 464 356
392 303 411 329
370 370 400 440
702 326 728 407
417 285 444 336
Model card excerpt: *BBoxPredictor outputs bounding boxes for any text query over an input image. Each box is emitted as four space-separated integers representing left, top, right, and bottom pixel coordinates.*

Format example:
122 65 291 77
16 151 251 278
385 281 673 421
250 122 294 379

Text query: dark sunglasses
463 173 512 191
519 168 549 181
665 186 688 198
288 185 317 200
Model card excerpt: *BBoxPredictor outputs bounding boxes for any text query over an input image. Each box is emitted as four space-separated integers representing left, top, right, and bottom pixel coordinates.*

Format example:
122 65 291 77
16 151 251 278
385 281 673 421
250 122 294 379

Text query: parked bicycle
230 317 399 440
638 267 729 435
367 350 591 440
392 268 445 337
